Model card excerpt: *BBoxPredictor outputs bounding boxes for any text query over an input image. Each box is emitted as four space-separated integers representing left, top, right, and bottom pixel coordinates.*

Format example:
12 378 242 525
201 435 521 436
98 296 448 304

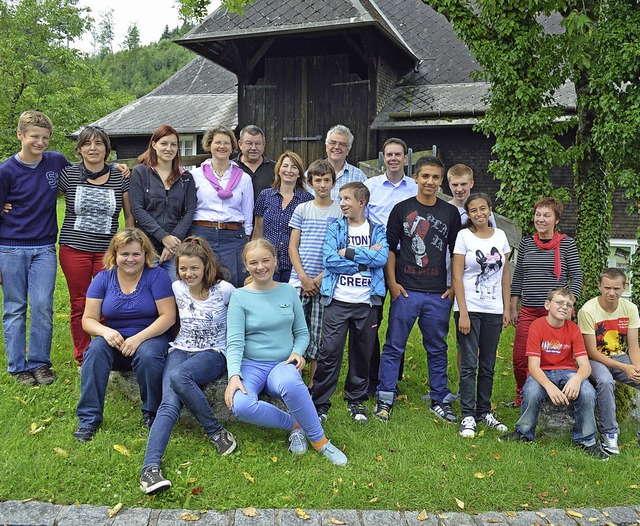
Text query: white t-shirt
453 227 510 314
333 222 371 304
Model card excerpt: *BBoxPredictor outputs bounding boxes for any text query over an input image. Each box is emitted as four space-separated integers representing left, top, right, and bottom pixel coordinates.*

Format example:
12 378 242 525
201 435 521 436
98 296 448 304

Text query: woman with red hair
130 125 197 279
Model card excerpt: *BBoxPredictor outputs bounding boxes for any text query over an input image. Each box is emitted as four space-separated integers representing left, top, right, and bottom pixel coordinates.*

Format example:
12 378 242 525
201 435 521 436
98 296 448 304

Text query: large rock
109 371 287 423
537 400 575 435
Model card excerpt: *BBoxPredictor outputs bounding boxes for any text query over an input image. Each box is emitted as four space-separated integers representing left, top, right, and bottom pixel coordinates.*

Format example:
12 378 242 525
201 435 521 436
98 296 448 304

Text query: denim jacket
320 217 389 306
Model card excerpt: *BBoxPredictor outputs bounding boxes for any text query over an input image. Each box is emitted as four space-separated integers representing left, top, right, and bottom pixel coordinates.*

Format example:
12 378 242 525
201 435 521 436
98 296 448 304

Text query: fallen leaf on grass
368 497 379 503
113 444 130 456
191 487 203 495
417 509 428 521
455 498 465 509
367 482 376 488
42 417 53 423
295 508 311 520
107 503 123 518
14 397 28 405
375 455 383 462
180 461 192 467
477 429 485 437
329 518 346 525
629 484 639 489
474 472 485 479
491 451 501 460
487 470 495 477
242 507 258 517
29 422 44 435
180 512 200 521
187 477 197 483
242 472 255 483
53 447 69 458
397 394 408 402
271 456 278 463
245 447 257 456
566 510 583 518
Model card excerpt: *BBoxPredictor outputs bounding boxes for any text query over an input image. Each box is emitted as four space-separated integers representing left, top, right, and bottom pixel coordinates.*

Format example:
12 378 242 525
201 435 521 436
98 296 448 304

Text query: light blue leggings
232 359 324 442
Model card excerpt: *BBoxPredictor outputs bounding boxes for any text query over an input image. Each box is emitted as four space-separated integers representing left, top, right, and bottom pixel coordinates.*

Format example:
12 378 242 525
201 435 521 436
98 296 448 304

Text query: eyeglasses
327 140 349 149
211 140 232 147
552 299 574 309
242 141 264 148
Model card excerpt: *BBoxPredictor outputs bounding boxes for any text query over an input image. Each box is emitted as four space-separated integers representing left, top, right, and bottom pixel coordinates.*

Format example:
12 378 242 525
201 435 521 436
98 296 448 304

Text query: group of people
1 111 638 496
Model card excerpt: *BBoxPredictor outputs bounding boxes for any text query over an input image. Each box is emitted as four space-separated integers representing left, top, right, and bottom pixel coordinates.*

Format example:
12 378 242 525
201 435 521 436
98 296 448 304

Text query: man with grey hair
322 124 366 200
234 124 276 202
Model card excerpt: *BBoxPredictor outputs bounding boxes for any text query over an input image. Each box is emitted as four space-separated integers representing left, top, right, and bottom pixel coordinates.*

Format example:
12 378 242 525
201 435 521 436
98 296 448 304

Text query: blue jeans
516 370 597 445
232 359 324 442
76 335 167 429
455 312 503 418
143 349 226 471
191 225 247 288
156 257 177 282
0 245 57 373
590 355 640 435
377 292 452 405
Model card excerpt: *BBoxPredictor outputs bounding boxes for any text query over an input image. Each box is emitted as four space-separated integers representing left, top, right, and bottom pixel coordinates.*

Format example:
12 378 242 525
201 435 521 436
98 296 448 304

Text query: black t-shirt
386 196 461 293
234 155 276 203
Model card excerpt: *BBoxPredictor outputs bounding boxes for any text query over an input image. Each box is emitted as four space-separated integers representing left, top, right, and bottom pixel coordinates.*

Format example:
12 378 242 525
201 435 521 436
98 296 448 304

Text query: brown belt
193 220 243 231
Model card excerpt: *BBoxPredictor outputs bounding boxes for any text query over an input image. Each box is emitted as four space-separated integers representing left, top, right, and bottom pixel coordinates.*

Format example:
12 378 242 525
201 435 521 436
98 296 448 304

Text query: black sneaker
430 402 457 423
209 429 237 456
577 442 610 461
140 466 172 494
317 411 328 424
32 366 55 385
498 429 531 443
11 371 37 386
141 413 155 430
347 403 369 425
373 400 392 421
73 426 96 443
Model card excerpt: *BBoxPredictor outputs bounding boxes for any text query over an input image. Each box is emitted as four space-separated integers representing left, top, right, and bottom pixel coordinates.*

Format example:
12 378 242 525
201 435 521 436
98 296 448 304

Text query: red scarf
533 231 567 280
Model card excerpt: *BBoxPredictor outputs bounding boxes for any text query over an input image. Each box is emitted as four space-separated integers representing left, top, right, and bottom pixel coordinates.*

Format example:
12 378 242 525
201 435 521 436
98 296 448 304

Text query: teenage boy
578 268 640 455
375 156 461 422
312 182 389 424
289 160 342 390
500 288 609 460
0 111 70 386
447 163 495 226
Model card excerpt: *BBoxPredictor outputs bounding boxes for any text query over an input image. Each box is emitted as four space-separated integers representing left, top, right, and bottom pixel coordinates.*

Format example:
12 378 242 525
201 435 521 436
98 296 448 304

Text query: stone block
537 401 574 436
0 500 61 526
110 507 152 526
319 509 361 525
565 508 608 526
537 507 580 526
278 508 323 526
503 510 549 526
362 509 406 526
403 509 440 526
233 508 276 526
601 506 640 525
157 508 229 525
56 504 110 526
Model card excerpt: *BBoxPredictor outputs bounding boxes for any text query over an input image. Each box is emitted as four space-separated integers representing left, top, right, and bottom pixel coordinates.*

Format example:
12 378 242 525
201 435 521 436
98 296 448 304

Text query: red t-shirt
526 317 586 370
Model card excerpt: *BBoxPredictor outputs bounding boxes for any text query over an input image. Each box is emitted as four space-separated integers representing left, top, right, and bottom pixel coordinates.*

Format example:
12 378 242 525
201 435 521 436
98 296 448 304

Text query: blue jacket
320 217 389 306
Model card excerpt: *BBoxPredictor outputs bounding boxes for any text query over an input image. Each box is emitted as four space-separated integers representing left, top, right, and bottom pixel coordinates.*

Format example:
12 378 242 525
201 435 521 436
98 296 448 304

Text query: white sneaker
460 416 476 438
479 412 508 432
601 432 620 455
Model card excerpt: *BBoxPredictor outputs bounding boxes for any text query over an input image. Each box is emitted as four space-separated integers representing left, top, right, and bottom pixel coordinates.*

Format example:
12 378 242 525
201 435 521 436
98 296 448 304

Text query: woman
140 237 236 494
130 125 197 278
509 197 583 407
224 239 347 466
191 126 253 288
73 228 176 443
58 126 134 367
253 151 313 282
452 193 510 438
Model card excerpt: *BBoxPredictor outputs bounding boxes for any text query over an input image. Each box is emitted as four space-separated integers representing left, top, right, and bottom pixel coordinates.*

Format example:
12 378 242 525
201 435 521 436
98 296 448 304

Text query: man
321 124 366 200
578 268 640 455
447 163 495 227
234 125 276 202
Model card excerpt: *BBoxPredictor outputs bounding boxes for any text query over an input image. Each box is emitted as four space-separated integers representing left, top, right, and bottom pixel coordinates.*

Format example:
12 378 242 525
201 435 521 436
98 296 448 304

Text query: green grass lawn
1 203 639 512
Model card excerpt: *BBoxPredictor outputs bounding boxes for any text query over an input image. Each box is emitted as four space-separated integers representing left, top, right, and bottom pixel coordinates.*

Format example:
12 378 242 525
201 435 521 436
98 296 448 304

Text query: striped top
511 234 582 307
58 164 129 252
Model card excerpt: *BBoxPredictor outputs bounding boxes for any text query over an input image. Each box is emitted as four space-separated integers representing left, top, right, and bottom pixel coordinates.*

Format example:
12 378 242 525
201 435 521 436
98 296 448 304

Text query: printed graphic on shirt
402 210 449 267
595 318 630 357
541 338 570 356
333 222 371 304
74 186 116 234
475 247 503 300
174 286 227 350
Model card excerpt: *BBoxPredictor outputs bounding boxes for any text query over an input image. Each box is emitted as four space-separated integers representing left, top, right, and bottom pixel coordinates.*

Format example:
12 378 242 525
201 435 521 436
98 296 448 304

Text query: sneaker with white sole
347 403 369 425
479 412 508 432
373 400 392 421
460 416 476 438
208 429 237 456
430 402 457 423
601 432 619 455
577 441 610 461
288 427 307 454
140 466 172 494
318 440 347 466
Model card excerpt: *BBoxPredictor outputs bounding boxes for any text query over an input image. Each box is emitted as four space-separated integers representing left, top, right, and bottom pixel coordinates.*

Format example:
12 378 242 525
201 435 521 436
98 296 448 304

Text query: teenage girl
140 236 236 494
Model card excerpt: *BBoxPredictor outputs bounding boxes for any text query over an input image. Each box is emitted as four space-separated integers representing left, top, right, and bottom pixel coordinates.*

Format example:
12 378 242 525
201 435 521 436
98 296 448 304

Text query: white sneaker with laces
460 416 476 438
601 432 620 454
479 412 508 432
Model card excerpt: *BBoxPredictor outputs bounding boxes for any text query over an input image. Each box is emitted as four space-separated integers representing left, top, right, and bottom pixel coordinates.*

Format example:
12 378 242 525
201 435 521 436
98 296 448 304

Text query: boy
312 182 389 424
500 288 609 460
375 156 461 422
578 268 640 455
447 164 495 226
0 111 70 386
289 160 342 389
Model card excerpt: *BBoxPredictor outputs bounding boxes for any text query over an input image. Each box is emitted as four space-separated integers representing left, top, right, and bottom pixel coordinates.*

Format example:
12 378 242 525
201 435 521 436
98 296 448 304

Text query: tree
0 0 131 158
161 25 172 40
122 23 141 51
96 8 115 53
178 0 250 22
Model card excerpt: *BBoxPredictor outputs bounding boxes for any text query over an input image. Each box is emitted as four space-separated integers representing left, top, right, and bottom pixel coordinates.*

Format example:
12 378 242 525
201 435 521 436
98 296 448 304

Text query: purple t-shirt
86 266 174 338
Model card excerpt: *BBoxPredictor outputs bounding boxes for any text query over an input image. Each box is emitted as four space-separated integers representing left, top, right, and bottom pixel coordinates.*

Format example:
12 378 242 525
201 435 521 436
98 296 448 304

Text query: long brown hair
174 236 226 289
273 151 307 191
137 125 183 185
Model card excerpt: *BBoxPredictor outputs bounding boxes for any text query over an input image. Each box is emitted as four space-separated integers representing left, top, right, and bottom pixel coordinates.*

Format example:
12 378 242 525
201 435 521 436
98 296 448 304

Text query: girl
452 193 511 438
139 236 236 495
224 238 347 466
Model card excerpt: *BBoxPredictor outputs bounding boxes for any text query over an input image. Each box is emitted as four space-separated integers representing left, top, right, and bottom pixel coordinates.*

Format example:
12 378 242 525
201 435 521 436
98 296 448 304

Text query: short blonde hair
447 163 473 182
17 110 53 134
202 126 238 152
103 228 157 270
